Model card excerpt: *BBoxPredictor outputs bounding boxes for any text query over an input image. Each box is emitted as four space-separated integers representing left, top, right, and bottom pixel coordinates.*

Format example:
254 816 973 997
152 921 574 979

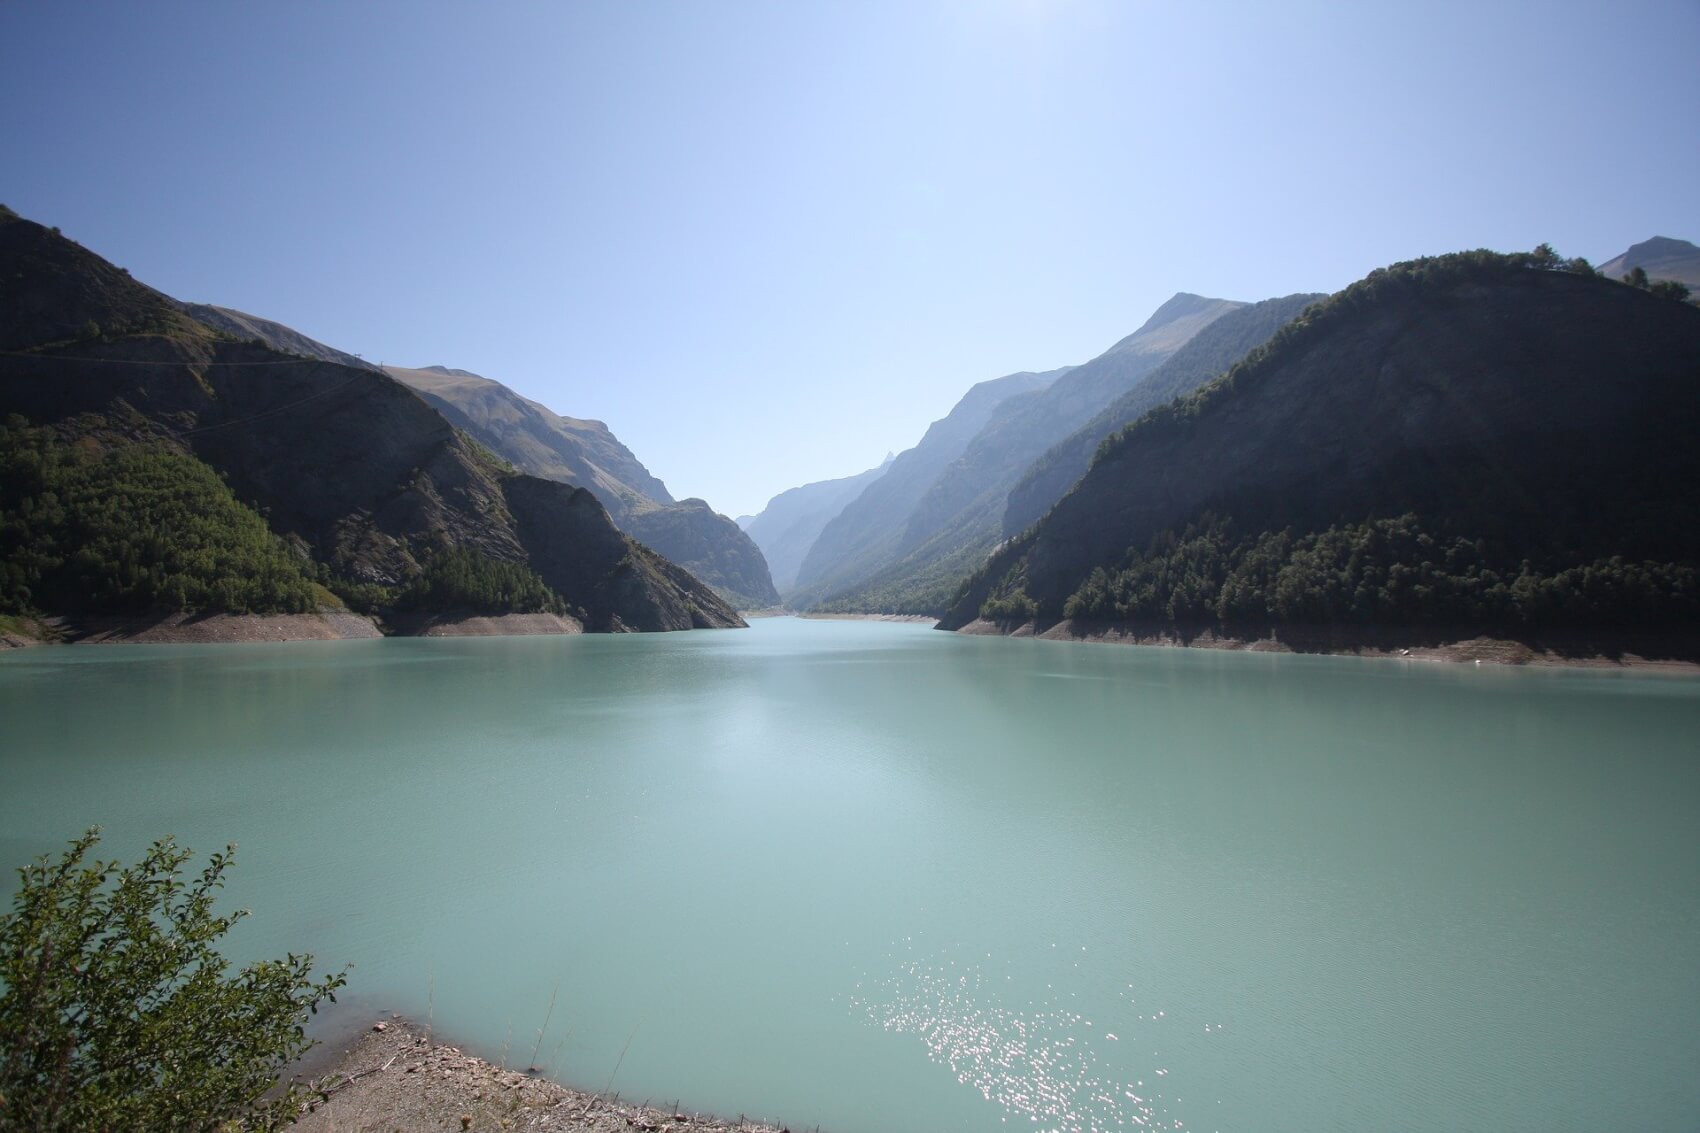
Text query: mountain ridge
0 209 743 633
940 250 1700 655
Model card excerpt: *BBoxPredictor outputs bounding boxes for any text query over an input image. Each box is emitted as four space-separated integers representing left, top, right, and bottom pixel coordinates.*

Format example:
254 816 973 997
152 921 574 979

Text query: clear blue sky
4 1 1696 518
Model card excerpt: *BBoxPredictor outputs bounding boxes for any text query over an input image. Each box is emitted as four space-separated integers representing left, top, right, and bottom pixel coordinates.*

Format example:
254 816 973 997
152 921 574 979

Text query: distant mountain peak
1597 236 1700 290
1622 236 1697 258
421 364 480 378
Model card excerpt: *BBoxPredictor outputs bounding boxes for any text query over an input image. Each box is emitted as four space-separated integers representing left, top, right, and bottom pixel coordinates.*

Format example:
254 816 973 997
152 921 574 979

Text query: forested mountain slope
941 250 1700 653
0 208 742 632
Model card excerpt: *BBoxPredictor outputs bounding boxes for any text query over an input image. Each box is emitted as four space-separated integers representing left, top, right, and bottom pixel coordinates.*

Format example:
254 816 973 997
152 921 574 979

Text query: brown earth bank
952 617 1700 672
53 609 385 645
382 612 585 637
290 1018 797 1133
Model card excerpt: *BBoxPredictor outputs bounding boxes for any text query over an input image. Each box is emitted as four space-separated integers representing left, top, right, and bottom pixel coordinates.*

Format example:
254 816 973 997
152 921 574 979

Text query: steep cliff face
941 252 1700 637
0 210 742 631
385 364 777 608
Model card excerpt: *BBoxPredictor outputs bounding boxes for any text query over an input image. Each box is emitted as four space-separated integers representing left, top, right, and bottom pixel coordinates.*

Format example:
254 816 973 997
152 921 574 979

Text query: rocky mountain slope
941 250 1700 652
787 367 1067 608
1597 236 1700 291
741 454 891 593
174 302 383 373
794 294 1240 614
0 208 742 632
385 365 778 609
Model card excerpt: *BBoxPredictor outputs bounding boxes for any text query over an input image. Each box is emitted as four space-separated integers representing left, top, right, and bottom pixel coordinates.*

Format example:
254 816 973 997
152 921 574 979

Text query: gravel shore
291 1019 796 1133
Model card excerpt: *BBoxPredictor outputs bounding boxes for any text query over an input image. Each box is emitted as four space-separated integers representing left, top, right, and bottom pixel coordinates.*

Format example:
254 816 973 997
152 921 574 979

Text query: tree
1624 265 1650 289
0 830 346 1132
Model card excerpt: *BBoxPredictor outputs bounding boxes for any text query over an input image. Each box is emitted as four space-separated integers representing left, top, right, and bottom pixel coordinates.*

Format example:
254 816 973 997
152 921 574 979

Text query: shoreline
291 1017 793 1133
797 612 938 624
2 610 601 647
952 617 1700 673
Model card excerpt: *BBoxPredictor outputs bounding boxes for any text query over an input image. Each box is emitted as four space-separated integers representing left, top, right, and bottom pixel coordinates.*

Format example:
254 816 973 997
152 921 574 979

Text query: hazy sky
4 1 1696 517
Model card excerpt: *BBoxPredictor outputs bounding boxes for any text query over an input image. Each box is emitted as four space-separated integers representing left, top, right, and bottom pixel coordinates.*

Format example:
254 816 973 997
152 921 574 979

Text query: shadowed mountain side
742 456 891 593
622 497 780 609
800 293 1240 613
0 210 742 631
940 252 1700 644
1004 292 1324 536
788 367 1067 607
1597 236 1700 291
386 365 777 608
503 478 742 630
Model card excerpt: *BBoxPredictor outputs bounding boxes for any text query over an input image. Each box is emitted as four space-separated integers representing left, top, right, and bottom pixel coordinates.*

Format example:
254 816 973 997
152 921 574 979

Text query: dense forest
0 419 320 616
1033 513 1699 630
946 247 1700 650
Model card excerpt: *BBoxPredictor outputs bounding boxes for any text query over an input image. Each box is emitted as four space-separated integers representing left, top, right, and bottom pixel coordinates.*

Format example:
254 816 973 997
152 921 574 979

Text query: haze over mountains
759 292 1285 614
0 207 743 635
5 203 1695 656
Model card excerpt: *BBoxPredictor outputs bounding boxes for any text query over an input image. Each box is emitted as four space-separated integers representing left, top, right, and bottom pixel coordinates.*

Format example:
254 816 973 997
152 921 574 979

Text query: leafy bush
0 830 345 1132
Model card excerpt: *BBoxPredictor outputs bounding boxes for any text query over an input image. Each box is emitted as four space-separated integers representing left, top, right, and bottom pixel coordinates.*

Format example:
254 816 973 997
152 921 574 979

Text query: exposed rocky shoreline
0 609 615 647
292 1019 795 1133
953 617 1700 672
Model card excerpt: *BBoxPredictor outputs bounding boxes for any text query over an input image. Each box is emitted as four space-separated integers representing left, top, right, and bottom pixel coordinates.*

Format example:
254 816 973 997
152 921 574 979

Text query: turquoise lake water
3 618 1697 1131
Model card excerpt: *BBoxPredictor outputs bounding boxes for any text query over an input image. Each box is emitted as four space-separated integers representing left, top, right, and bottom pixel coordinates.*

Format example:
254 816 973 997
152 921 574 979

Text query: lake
2 618 1697 1131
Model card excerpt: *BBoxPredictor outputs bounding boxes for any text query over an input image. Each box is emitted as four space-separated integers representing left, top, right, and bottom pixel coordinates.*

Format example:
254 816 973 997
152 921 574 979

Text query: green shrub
0 830 346 1132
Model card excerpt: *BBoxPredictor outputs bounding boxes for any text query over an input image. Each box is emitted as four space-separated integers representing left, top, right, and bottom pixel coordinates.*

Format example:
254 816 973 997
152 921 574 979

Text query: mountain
1597 236 1700 291
742 455 892 594
384 364 673 510
0 208 743 633
1003 292 1324 536
385 365 779 610
172 302 382 373
794 294 1241 614
787 367 1067 608
940 250 1700 654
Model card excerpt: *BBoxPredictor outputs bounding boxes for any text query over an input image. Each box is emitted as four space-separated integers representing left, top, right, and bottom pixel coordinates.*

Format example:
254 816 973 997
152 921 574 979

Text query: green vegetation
1044 514 1698 630
0 829 345 1132
395 545 565 615
1094 248 1605 470
0 419 319 616
944 243 1700 641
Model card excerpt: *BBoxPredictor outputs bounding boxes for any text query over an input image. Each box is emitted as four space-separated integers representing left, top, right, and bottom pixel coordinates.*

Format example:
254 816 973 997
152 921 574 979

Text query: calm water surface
3 619 1698 1131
